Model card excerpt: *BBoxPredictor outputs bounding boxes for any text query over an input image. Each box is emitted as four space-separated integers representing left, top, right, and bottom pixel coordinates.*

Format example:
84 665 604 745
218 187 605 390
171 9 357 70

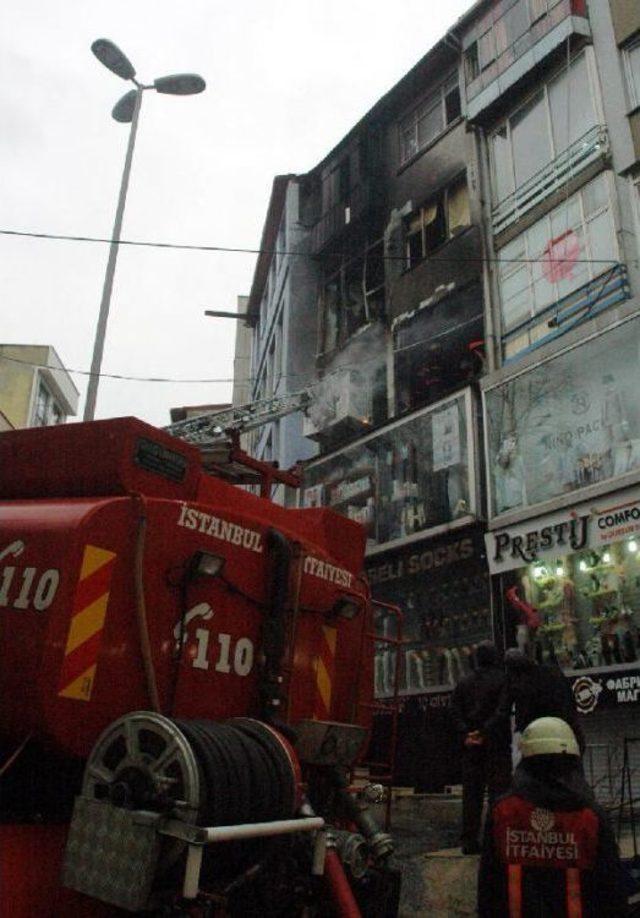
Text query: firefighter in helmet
478 717 628 917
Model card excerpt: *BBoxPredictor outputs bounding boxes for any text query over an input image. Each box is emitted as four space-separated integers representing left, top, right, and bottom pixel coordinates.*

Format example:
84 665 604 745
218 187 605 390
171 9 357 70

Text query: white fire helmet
519 717 580 759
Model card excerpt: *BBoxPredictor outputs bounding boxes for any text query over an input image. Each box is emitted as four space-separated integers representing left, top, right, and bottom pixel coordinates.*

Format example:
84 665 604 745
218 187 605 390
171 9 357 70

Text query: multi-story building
457 0 640 792
245 175 319 505
0 344 78 429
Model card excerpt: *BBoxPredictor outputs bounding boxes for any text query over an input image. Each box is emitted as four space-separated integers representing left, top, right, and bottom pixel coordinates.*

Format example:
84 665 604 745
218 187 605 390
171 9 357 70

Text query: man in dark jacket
486 649 585 753
450 641 512 854
478 717 627 917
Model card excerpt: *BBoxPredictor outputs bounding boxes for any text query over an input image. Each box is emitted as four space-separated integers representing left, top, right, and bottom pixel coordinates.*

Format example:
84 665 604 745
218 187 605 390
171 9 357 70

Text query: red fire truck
0 417 400 916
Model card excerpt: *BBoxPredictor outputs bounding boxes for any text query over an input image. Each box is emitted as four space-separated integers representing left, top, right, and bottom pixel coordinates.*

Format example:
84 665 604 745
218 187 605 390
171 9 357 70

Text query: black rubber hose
230 718 295 819
173 718 295 827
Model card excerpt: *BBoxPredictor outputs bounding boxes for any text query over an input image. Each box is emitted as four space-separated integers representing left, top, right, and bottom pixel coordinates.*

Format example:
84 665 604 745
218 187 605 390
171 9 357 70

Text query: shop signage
366 535 475 585
570 668 640 715
486 485 640 575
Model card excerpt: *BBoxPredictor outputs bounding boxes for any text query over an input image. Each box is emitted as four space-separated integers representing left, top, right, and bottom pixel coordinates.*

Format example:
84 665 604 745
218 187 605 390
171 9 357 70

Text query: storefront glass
302 389 478 554
484 318 640 519
367 529 492 696
507 534 640 674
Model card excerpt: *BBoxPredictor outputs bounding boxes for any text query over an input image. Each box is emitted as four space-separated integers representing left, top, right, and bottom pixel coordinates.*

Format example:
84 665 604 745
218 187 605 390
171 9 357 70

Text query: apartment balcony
464 0 591 121
493 124 610 236
311 182 371 254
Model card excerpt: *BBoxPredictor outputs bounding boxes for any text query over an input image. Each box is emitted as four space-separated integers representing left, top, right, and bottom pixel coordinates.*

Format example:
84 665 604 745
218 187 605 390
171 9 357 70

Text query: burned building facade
299 34 493 791
242 0 640 791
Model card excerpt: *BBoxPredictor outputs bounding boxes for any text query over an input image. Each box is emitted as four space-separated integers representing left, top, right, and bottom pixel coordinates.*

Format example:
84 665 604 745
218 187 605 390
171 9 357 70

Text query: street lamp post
83 39 205 422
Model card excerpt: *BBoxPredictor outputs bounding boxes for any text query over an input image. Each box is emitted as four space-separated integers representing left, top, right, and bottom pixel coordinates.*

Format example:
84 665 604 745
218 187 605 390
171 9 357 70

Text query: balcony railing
492 125 610 236
311 182 370 253
503 262 630 363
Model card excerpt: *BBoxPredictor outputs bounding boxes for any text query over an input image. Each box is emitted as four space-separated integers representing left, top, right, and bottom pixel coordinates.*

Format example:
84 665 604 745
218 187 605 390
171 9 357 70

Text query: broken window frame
404 174 471 270
398 72 461 166
318 239 386 357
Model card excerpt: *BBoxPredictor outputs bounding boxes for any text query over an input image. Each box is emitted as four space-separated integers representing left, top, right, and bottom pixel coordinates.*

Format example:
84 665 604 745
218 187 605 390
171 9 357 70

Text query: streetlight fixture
83 39 205 421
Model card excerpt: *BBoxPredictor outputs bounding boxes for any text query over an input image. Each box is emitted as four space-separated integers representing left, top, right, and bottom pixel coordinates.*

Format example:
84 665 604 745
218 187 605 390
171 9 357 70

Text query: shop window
404 176 470 269
302 389 476 554
484 317 640 519
497 173 618 339
490 50 598 204
624 36 640 109
368 535 491 698
398 72 461 166
509 538 640 674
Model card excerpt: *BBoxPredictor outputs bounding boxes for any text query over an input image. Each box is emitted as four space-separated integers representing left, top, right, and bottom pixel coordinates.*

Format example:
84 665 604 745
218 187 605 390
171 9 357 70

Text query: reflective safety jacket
478 772 628 917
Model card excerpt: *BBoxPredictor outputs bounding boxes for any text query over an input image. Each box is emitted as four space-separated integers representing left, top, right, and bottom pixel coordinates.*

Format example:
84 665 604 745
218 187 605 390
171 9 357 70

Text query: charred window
394 282 484 414
404 175 470 269
319 241 386 355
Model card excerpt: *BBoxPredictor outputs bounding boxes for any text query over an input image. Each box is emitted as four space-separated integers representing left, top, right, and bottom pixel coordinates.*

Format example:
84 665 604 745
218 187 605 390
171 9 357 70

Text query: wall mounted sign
570 668 640 714
485 484 640 575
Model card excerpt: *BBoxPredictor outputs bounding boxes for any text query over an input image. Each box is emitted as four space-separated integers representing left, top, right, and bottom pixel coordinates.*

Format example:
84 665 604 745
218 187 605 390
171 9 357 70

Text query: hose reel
83 711 299 832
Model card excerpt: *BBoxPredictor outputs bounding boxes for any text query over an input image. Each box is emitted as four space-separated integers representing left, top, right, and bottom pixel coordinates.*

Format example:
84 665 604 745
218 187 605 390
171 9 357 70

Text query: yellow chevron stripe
317 657 332 713
58 664 97 701
64 594 109 654
80 545 116 580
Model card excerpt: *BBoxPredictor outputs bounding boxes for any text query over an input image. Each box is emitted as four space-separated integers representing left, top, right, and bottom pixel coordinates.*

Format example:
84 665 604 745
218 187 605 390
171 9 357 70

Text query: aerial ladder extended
164 388 314 496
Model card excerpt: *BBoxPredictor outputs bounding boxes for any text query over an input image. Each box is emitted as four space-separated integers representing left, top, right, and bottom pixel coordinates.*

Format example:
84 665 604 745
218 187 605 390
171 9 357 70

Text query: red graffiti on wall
541 230 581 284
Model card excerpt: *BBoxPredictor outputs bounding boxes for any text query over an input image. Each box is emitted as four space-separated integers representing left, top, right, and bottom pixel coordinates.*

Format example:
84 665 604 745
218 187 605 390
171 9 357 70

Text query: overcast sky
2 0 472 427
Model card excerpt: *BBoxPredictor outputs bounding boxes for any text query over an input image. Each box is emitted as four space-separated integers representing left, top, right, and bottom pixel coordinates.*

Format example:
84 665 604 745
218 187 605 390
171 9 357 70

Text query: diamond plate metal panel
62 796 160 912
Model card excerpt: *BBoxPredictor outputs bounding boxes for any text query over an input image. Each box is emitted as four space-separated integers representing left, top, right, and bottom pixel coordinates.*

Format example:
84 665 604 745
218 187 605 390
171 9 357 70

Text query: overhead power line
0 352 234 385
0 227 621 268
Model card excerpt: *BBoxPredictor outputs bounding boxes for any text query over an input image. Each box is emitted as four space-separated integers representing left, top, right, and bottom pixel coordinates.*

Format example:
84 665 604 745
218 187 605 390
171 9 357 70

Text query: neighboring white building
244 175 320 504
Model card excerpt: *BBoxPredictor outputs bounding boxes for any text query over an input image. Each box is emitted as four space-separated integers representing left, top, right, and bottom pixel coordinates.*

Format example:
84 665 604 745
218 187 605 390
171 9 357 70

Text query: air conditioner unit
303 369 373 441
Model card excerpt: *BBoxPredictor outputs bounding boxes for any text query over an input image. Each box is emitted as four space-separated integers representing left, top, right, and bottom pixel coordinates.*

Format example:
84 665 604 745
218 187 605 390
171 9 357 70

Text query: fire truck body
0 418 395 917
